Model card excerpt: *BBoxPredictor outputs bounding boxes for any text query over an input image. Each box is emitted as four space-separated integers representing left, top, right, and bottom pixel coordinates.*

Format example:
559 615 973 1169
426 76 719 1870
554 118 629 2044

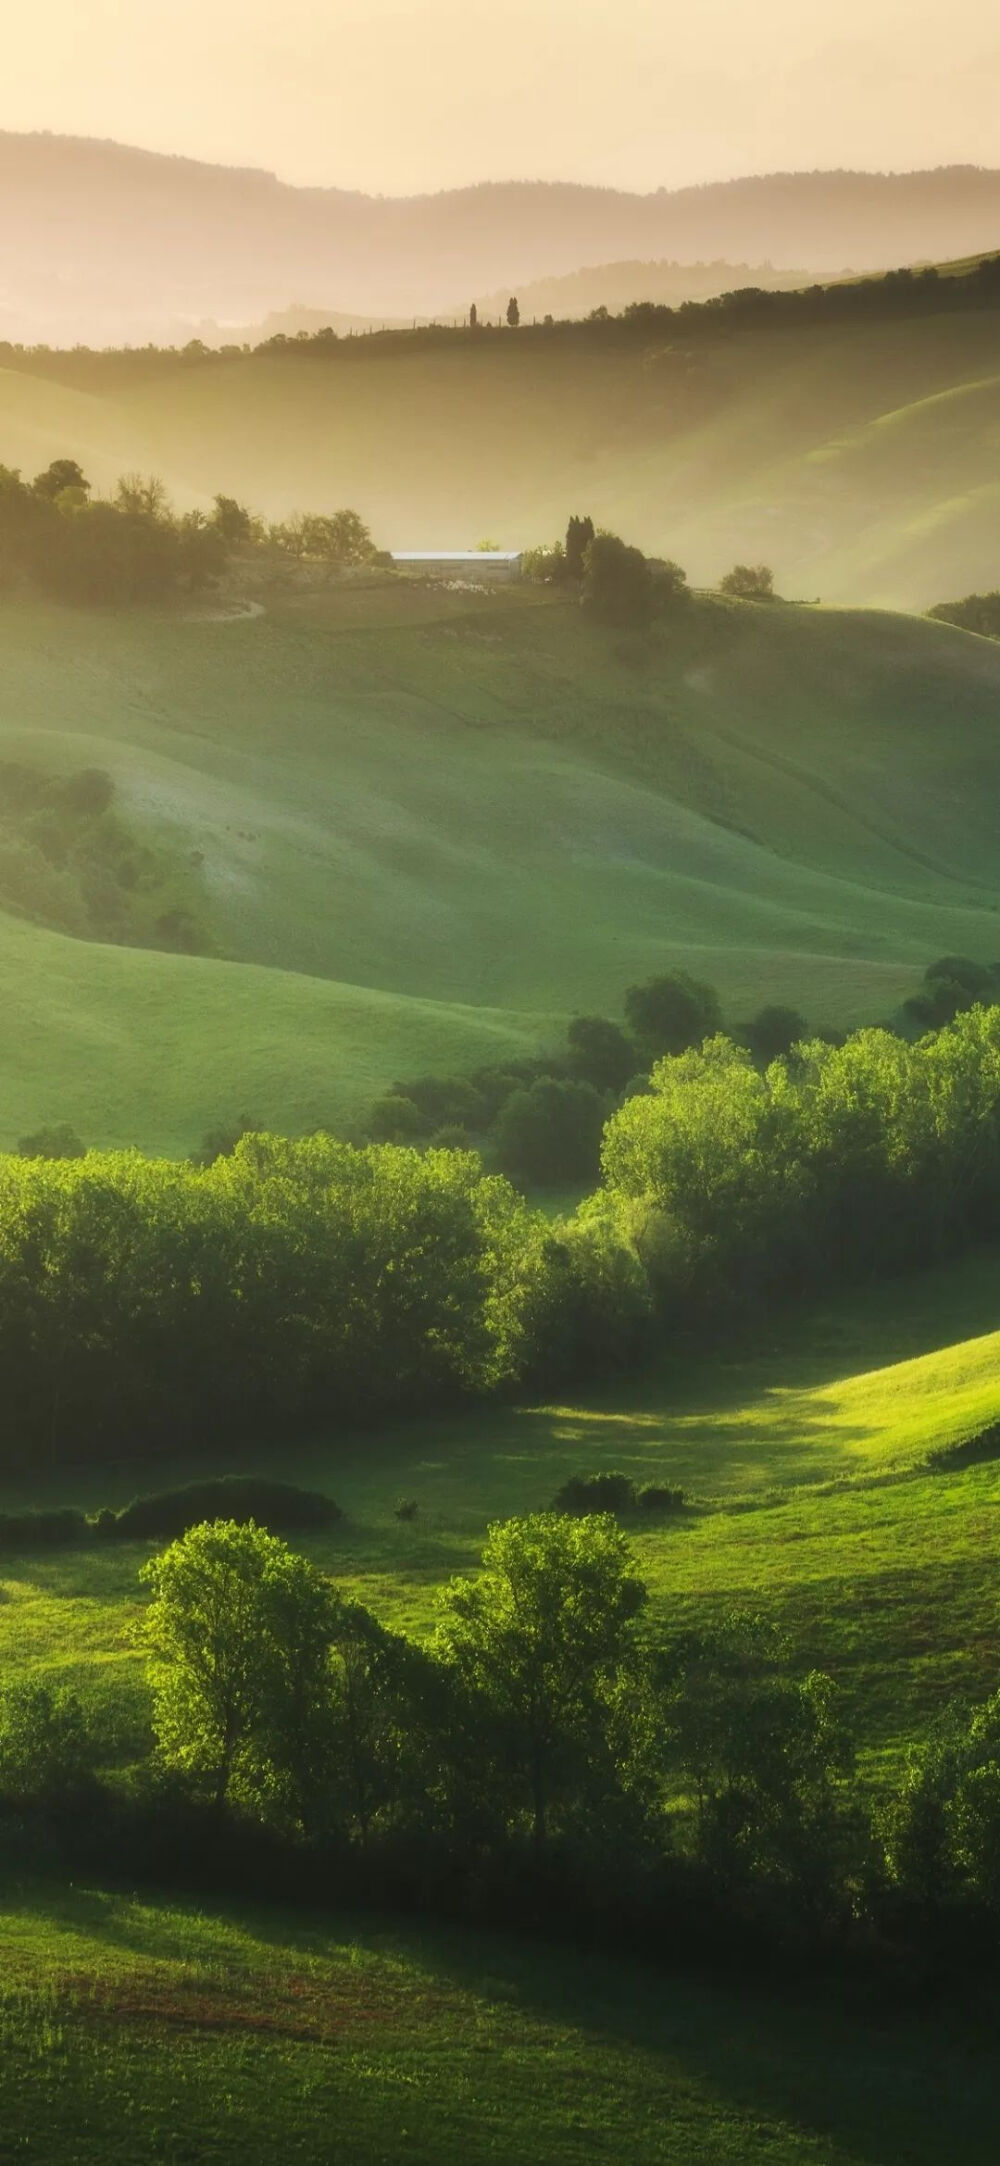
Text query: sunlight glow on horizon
4 0 1000 195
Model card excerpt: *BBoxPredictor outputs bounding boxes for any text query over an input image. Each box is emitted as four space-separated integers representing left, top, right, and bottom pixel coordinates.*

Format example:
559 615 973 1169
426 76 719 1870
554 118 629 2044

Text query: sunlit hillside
6 300 1000 603
2 580 1000 1150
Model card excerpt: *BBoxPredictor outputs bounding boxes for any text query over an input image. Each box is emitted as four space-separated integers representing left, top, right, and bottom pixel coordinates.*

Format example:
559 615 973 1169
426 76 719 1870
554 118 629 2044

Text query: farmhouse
390 550 522 581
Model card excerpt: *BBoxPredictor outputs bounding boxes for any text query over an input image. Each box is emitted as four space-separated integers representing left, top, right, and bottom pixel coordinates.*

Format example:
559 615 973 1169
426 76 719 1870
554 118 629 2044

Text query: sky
4 0 1000 195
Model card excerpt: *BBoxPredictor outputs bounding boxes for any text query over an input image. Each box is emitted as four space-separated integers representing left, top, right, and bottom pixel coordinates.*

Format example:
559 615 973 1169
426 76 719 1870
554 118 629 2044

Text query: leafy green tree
882 1689 1000 1913
662 1613 854 1903
142 1519 335 1811
581 532 655 628
0 1681 97 1807
436 1513 648 1850
493 1076 606 1187
624 971 722 1060
601 1035 806 1287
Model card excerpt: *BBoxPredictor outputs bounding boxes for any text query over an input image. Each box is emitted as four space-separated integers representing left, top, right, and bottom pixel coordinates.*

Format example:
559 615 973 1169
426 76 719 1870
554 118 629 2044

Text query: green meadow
5 1882 1000 2166
1 1244 1000 2160
4 309 1000 2155
4 582 1000 1150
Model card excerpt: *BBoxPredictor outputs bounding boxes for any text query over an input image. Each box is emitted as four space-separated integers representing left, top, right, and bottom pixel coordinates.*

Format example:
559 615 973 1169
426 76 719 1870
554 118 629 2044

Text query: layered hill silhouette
4 269 1000 604
6 133 1000 341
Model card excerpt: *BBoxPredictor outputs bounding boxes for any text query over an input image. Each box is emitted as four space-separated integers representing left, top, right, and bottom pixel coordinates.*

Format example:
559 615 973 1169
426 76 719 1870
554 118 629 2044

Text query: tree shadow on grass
8 1877 999 2166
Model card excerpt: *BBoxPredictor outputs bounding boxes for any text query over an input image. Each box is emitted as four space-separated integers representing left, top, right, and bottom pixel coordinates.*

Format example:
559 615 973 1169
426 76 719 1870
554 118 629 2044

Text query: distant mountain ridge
4 134 1000 344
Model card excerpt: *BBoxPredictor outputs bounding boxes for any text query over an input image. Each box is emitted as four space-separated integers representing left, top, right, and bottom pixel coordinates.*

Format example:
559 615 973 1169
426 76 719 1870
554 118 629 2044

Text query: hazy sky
5 0 1000 194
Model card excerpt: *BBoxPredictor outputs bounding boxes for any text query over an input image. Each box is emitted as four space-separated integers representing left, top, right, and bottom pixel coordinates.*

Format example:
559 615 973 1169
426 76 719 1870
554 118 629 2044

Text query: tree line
366 967 809 1188
0 456 374 606
4 253 1000 396
4 1511 997 1972
6 977 1000 1466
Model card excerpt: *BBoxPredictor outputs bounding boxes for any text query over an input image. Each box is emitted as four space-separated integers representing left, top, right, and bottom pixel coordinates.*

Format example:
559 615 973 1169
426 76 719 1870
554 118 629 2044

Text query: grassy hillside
3 584 1000 1147
7 302 1000 602
2 1247 999 2160
2 1881 998 2166
8 1242 1000 1769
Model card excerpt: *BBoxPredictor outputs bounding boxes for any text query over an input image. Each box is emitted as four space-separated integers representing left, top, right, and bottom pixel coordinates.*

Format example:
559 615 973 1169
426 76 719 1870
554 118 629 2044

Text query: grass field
4 583 1000 1149
4 1881 1000 2165
5 1242 1000 1779
1 1246 1000 2159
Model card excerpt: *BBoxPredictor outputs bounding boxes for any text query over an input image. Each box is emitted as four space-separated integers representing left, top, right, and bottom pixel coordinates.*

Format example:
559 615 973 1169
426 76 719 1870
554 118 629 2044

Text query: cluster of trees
0 759 207 953
524 515 775 628
929 591 1000 640
602 1003 1000 1305
9 1510 1000 1962
15 249 998 388
0 455 375 606
10 968 1000 1470
368 971 811 1188
523 514 688 629
0 1132 632 1464
0 459 226 603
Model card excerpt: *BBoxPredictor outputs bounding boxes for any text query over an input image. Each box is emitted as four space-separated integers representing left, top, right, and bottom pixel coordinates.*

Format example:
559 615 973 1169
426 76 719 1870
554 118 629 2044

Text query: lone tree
720 563 775 601
506 295 521 328
565 514 595 581
469 302 478 329
436 1513 648 1851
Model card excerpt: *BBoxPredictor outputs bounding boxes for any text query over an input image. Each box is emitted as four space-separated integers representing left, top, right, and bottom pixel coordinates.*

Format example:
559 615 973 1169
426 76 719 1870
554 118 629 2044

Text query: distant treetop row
3 254 1000 379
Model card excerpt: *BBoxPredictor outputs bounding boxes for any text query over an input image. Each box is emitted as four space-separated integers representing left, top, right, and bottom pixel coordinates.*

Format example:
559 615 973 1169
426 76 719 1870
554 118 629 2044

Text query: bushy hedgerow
112 1477 342 1542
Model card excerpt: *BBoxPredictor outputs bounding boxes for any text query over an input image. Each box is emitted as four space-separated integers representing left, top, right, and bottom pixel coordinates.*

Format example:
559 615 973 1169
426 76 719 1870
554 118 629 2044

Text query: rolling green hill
4 582 1000 1149
7 299 1000 603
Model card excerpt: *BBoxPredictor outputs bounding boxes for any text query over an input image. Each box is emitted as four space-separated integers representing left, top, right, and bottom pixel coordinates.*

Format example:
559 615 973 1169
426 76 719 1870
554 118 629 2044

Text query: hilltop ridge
5 134 1000 340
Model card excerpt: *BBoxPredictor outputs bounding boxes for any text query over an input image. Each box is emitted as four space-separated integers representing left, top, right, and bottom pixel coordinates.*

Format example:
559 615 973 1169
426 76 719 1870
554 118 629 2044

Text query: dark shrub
637 1483 685 1513
368 1093 425 1143
624 972 722 1061
581 532 655 628
0 1508 89 1550
112 1477 342 1542
394 1498 419 1522
493 1076 606 1187
17 1124 86 1160
567 1015 636 1094
552 1471 636 1516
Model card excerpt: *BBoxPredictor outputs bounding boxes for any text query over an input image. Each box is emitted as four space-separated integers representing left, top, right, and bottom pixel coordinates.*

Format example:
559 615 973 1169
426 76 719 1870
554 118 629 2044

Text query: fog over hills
5 133 1000 344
